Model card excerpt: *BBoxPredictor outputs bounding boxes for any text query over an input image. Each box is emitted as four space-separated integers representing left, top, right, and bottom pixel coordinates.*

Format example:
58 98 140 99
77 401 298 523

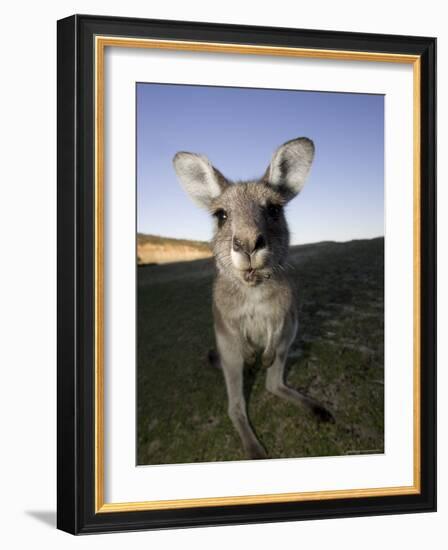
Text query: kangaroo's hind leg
265 321 334 423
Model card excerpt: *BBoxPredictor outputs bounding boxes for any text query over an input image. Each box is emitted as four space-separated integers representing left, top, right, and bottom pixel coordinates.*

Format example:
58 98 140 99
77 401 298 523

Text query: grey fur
173 138 333 460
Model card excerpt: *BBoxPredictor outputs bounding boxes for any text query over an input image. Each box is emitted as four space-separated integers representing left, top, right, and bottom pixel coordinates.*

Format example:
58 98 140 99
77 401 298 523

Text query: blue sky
137 83 384 245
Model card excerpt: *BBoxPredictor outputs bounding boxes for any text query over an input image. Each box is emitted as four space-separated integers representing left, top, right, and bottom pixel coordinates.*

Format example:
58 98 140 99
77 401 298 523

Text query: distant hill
137 234 385 266
137 233 212 265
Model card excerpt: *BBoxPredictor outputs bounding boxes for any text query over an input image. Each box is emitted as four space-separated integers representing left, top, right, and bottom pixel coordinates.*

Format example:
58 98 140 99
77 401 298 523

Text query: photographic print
136 83 385 465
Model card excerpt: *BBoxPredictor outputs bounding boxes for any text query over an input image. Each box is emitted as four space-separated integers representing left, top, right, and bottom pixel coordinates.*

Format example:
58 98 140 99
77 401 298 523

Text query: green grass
137 237 384 465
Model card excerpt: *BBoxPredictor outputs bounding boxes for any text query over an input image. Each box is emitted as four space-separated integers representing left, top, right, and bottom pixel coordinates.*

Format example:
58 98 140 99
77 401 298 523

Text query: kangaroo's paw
207 349 221 370
311 403 335 424
244 352 257 367
246 441 268 460
262 350 276 369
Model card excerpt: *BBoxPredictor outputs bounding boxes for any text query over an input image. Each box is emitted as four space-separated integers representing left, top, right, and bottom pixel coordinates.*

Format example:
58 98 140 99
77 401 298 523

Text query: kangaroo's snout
231 226 269 278
228 208 270 280
232 234 266 255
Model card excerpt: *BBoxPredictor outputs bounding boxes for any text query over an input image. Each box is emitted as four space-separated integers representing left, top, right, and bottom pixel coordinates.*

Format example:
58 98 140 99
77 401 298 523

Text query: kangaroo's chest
214 275 295 352
237 290 280 348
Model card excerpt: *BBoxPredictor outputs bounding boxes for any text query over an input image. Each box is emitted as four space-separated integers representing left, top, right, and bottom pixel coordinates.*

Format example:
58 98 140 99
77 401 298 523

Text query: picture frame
57 14 436 534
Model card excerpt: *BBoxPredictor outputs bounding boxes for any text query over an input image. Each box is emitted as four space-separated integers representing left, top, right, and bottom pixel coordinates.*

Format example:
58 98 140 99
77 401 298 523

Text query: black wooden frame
57 14 436 535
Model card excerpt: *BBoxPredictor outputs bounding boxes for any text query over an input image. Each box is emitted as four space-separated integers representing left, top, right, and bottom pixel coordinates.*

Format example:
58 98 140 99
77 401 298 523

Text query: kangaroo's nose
254 235 266 251
233 235 266 254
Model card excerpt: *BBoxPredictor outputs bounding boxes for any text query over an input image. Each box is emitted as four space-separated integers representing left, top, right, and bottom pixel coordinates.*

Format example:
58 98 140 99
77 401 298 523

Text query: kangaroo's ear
173 152 229 209
264 137 315 199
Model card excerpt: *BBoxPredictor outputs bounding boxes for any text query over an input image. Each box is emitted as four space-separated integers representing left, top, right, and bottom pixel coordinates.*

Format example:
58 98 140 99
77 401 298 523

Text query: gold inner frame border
94 36 421 513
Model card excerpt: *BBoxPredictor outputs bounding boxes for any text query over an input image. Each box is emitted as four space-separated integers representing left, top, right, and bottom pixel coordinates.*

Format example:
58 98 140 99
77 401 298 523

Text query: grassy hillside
137 237 384 465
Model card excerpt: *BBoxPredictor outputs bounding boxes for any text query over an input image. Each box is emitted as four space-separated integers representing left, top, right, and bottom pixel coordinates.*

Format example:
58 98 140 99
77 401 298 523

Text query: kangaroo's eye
267 203 282 219
213 209 228 227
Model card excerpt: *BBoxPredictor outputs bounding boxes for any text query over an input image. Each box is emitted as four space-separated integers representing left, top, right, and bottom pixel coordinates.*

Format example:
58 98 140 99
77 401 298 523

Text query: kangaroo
173 137 333 460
